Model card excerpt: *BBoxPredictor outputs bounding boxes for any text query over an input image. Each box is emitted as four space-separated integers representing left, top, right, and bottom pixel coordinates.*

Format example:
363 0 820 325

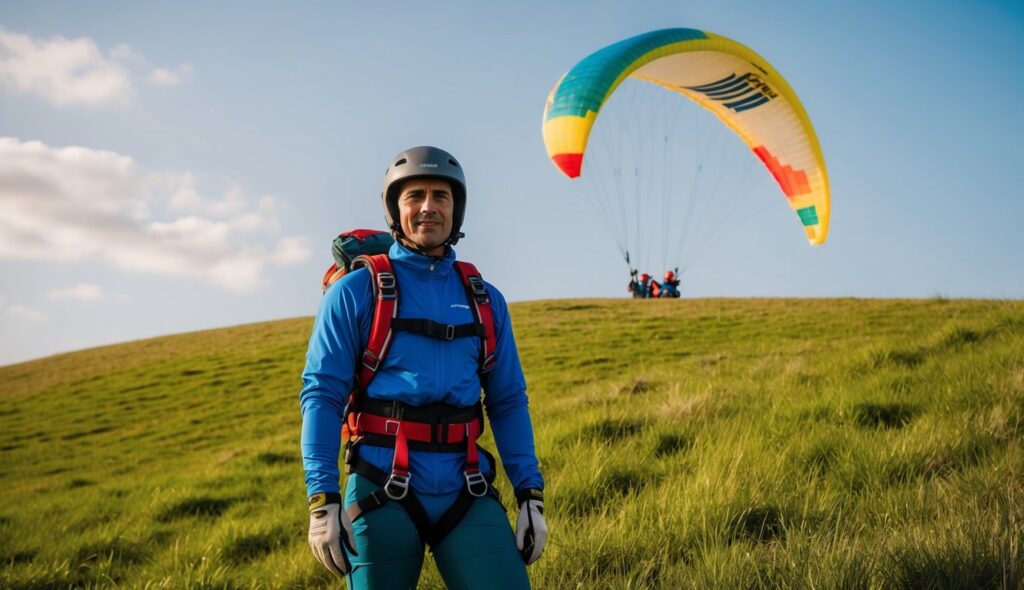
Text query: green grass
1 298 1022 589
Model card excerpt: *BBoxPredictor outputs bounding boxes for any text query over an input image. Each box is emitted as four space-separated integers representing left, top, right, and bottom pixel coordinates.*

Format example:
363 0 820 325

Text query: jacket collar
389 240 456 276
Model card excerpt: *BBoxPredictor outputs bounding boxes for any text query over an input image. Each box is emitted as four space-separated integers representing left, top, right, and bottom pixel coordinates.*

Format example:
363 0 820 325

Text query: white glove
308 492 357 577
514 489 547 565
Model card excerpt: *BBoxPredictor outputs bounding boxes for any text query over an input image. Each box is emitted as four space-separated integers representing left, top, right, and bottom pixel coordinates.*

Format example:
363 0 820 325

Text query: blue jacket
300 241 543 523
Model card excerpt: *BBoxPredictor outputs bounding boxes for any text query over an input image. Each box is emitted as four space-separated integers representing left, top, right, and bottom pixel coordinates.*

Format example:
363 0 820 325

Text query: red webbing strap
321 262 342 293
465 421 481 474
344 254 397 440
454 261 497 373
357 412 481 444
383 421 412 500
392 423 410 477
462 418 487 496
354 254 397 391
344 228 384 242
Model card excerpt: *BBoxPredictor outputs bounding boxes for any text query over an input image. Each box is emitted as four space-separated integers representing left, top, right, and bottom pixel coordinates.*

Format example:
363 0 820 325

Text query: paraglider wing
542 28 830 245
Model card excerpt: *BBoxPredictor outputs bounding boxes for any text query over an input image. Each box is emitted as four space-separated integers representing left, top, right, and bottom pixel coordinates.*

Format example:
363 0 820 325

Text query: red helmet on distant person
640 273 650 282
664 270 675 281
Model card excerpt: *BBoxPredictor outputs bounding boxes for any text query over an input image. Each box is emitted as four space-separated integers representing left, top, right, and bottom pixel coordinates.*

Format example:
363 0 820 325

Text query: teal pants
343 474 531 590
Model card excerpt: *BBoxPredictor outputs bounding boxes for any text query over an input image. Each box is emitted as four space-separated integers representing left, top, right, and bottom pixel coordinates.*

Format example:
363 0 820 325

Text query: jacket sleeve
299 270 371 497
481 284 544 494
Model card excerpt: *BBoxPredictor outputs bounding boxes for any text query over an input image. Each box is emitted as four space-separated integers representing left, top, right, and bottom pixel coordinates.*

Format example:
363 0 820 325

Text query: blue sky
1 0 1022 366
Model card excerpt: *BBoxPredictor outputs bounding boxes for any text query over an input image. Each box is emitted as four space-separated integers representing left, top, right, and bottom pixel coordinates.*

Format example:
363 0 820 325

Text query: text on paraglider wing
744 74 778 100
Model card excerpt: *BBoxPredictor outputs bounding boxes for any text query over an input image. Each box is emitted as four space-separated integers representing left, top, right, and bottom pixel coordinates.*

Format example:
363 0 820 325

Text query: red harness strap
357 412 482 446
401 420 481 498
354 254 397 388
355 410 485 499
342 254 397 444
342 256 497 500
454 261 497 373
321 263 344 293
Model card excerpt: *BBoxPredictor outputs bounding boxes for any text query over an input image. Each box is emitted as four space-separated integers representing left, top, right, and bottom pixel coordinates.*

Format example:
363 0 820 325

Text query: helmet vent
394 158 407 167
448 158 459 168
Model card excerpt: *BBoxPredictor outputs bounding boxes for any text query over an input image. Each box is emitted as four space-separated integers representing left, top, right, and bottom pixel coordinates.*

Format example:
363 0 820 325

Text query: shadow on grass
882 540 1016 589
864 323 995 375
853 402 918 429
727 504 787 544
886 435 995 483
545 303 601 312
222 528 291 564
940 325 983 348
868 348 925 369
619 379 656 395
653 433 692 458
558 468 660 518
574 418 646 443
61 425 115 441
6 578 77 590
72 537 148 567
256 452 298 466
156 496 236 523
1 547 37 565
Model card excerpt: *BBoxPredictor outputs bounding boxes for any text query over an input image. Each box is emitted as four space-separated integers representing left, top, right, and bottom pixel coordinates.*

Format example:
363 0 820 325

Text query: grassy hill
1 298 1022 589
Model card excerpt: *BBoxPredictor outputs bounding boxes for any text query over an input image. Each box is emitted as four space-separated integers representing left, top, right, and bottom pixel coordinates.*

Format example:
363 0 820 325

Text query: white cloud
165 172 247 218
147 68 177 86
147 63 192 86
109 43 145 63
0 27 135 107
0 28 193 107
0 137 310 291
48 283 104 301
8 305 48 322
272 236 312 265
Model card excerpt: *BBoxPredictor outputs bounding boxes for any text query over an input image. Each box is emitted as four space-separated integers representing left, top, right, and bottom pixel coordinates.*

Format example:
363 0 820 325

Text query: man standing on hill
299 146 547 588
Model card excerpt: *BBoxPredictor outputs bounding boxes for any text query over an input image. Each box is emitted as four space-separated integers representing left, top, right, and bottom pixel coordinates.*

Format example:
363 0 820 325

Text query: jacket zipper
431 260 445 398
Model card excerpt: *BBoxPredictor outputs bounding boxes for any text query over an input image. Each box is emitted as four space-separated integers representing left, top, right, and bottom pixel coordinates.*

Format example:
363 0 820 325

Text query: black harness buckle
376 272 397 300
467 276 489 304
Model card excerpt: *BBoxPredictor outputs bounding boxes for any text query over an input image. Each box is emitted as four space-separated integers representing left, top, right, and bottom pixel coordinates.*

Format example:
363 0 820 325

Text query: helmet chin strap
390 224 464 257
446 231 465 247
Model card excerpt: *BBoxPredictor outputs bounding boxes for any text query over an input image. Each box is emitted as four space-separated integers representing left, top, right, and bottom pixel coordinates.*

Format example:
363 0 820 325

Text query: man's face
397 178 454 256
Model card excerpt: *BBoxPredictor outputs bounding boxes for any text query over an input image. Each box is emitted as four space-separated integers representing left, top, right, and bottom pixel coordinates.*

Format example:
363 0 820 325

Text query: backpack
321 229 395 293
319 229 499 442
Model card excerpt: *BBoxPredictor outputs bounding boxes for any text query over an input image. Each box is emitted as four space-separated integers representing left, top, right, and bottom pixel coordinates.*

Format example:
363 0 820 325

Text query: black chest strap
391 318 485 341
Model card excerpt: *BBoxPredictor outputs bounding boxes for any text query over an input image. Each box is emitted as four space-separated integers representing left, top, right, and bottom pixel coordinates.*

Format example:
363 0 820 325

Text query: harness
339 253 501 546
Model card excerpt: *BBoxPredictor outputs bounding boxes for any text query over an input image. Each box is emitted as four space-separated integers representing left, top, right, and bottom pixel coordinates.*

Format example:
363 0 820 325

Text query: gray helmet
381 146 467 247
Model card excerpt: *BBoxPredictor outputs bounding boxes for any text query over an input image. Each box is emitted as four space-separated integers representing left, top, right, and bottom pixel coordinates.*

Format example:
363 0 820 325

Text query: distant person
627 270 642 298
630 272 653 298
300 146 546 588
659 270 680 298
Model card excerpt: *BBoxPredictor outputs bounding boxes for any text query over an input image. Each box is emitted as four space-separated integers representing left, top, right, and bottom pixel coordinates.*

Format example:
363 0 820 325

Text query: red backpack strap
454 261 497 373
321 263 345 293
343 228 386 243
352 254 398 391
